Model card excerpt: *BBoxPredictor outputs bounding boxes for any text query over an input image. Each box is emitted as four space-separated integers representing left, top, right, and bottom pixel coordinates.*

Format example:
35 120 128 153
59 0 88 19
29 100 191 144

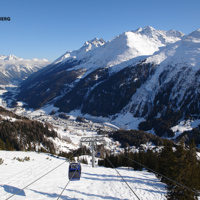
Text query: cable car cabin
68 163 81 180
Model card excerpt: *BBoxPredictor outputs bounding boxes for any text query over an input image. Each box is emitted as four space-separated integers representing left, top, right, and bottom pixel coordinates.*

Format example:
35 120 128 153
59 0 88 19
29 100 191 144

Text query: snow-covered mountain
124 29 200 116
15 26 200 137
53 38 106 64
51 26 184 74
0 55 50 85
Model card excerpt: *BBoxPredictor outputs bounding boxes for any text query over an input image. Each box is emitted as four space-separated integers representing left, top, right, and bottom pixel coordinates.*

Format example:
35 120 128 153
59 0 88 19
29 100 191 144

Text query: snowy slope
0 151 167 200
53 38 106 64
123 29 200 117
0 55 50 85
145 29 200 67
135 26 184 44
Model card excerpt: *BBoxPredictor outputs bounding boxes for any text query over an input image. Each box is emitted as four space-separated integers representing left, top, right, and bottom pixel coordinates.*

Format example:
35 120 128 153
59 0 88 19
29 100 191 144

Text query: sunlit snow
0 151 167 200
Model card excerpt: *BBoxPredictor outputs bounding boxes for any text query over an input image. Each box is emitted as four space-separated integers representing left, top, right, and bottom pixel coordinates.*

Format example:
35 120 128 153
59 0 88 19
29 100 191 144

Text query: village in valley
0 87 158 157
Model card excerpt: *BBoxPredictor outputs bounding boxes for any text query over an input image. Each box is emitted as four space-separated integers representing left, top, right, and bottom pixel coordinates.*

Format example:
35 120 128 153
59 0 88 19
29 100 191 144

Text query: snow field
0 151 167 200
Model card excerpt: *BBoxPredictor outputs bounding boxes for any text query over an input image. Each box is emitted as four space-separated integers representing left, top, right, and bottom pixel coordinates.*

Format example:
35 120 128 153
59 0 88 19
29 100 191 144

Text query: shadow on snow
2 184 26 196
66 189 128 200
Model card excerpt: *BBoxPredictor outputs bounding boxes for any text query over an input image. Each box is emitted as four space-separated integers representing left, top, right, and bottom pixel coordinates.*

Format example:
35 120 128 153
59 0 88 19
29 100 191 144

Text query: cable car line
105 157 140 200
6 143 81 200
121 154 198 195
57 167 79 200
2 155 52 187
4 156 58 188
6 141 193 200
5 160 67 200
57 145 82 199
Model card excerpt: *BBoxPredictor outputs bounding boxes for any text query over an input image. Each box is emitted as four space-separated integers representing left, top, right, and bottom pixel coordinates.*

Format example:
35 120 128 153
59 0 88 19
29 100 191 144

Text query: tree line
109 129 164 148
99 139 200 200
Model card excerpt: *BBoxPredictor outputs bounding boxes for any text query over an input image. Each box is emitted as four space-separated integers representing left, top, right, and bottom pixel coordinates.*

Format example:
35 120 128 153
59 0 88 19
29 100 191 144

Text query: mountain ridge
0 55 50 85
15 26 200 137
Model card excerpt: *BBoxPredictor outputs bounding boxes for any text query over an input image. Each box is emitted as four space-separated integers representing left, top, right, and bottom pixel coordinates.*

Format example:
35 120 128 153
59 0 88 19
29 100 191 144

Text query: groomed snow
0 151 167 200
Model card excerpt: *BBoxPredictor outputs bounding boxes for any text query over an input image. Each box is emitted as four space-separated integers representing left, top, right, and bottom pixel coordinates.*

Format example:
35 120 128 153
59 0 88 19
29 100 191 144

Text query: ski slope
0 151 167 200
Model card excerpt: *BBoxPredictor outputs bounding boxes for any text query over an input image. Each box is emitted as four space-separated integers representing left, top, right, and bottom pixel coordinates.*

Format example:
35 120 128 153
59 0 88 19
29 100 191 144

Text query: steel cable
5 143 80 200
5 159 67 200
56 144 81 199
105 157 140 200
121 154 199 195
57 167 79 200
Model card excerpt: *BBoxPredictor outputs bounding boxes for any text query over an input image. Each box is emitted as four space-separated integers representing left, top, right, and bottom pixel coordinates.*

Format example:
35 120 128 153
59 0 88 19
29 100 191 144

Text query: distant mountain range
0 55 50 85
15 26 200 137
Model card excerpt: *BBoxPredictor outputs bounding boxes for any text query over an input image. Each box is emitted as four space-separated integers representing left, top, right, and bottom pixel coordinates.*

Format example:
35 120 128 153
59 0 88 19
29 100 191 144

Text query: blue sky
0 0 200 61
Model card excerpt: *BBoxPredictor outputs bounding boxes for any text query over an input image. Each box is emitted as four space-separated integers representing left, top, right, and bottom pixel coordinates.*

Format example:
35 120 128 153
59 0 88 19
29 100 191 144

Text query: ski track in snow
0 151 167 200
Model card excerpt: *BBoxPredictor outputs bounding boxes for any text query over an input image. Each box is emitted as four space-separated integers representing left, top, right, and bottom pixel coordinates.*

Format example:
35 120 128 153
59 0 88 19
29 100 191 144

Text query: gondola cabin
68 163 81 180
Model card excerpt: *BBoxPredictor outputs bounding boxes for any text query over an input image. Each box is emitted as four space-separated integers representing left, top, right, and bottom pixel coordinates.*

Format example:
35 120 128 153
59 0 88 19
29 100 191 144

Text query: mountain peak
53 38 106 64
166 29 185 38
82 38 106 52
6 55 23 61
0 55 50 85
84 37 105 44
134 26 185 38
0 55 23 61
187 29 200 39
142 25 156 31
0 55 6 60
134 26 156 35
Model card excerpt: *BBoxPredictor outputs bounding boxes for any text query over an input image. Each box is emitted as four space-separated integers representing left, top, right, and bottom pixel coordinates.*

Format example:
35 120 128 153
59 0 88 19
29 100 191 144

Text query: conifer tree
5 139 11 150
0 139 5 150
166 139 199 200
187 139 200 189
157 139 176 184
145 149 158 172
133 152 140 170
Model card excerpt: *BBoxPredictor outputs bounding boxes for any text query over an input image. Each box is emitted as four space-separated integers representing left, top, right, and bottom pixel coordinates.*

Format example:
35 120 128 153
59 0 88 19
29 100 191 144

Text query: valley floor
0 151 167 200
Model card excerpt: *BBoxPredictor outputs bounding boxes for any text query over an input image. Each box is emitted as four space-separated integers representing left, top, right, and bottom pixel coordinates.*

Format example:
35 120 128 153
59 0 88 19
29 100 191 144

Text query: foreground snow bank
0 151 166 200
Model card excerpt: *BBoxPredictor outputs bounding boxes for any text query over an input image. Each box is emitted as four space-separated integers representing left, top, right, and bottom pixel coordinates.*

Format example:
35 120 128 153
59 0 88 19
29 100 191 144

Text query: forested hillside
110 129 164 147
0 106 57 153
